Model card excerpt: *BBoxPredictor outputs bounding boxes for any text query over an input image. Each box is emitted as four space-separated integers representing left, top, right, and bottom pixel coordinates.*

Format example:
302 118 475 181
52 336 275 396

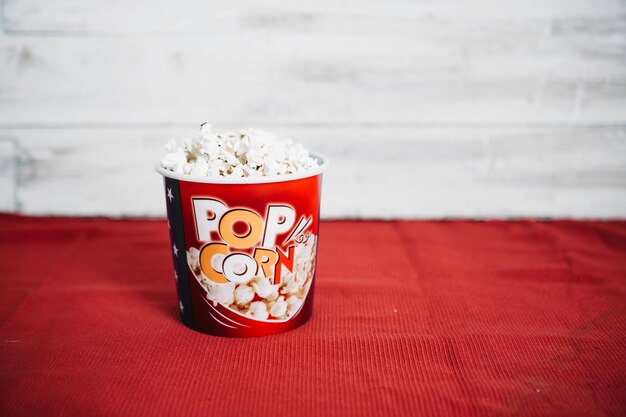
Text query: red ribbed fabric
0 215 624 416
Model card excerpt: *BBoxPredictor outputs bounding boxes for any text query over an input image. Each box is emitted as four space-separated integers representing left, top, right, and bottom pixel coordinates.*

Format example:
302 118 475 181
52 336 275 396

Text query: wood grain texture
4 0 625 33
1 1 625 125
0 138 16 211
0 1 625 218
4 126 625 218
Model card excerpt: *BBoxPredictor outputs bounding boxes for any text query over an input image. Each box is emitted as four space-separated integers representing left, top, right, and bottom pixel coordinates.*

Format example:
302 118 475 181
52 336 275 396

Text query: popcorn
247 301 269 320
187 247 200 274
160 123 318 177
199 122 212 139
286 295 303 317
269 296 288 318
161 149 187 173
251 276 277 299
283 276 300 296
234 284 255 306
186 233 317 321
266 287 280 302
207 282 235 307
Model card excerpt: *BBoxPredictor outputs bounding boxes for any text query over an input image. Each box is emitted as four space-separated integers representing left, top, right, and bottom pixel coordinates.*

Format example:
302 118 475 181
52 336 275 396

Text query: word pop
192 198 297 285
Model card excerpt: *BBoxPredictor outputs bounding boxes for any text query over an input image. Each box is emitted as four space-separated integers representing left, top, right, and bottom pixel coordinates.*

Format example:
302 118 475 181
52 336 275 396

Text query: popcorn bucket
155 153 329 337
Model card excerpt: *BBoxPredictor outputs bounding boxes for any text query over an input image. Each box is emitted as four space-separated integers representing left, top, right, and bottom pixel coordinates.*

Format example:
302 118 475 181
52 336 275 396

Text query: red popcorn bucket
155 153 329 337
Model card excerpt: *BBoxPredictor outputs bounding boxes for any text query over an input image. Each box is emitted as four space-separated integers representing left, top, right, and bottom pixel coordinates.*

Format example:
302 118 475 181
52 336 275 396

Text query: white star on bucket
167 188 174 203
179 301 184 312
172 243 178 257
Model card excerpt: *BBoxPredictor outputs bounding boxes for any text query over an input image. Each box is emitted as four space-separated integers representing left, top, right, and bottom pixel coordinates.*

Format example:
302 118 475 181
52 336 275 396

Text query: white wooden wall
1 0 625 218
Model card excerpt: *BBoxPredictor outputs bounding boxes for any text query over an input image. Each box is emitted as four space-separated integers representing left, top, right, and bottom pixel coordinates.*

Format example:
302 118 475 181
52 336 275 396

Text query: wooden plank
0 34 624 125
3 0 624 33
0 138 16 211
4 126 625 218
0 2 624 125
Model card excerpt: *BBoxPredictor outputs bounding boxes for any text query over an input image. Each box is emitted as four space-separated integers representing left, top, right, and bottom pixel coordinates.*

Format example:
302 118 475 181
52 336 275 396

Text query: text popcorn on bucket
186 200 316 321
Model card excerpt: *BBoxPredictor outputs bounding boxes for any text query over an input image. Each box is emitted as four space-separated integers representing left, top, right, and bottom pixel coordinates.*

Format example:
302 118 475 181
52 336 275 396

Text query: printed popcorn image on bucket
187 230 317 321
156 124 328 337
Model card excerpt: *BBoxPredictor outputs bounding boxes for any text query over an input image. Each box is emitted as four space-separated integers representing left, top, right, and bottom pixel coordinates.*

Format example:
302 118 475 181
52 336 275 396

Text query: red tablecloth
0 215 624 416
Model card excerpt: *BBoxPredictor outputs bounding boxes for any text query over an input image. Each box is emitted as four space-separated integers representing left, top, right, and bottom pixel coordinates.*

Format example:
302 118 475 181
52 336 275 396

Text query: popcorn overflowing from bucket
186 233 317 321
161 123 318 177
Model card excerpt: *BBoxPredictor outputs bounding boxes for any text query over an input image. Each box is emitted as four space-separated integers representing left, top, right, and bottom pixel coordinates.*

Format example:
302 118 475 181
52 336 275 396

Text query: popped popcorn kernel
207 282 236 307
160 123 319 178
269 296 288 318
234 284 255 306
246 301 269 320
287 296 304 317
251 276 276 299
187 247 200 274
